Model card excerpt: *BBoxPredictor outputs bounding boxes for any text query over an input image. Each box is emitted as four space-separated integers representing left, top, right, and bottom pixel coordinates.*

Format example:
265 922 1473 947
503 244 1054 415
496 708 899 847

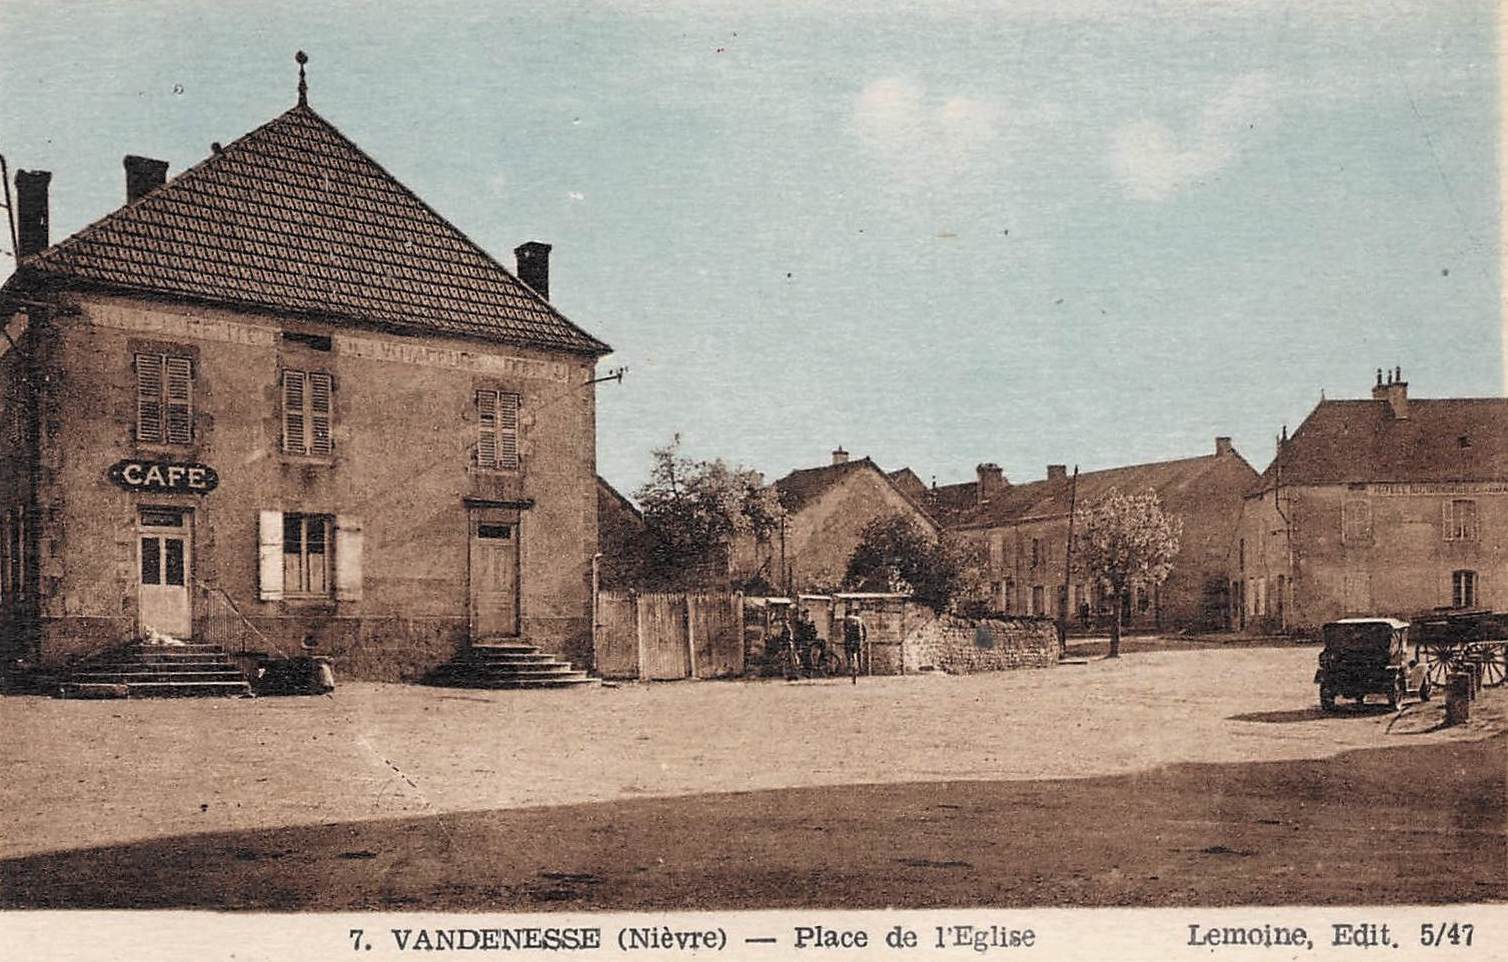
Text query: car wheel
1319 687 1337 712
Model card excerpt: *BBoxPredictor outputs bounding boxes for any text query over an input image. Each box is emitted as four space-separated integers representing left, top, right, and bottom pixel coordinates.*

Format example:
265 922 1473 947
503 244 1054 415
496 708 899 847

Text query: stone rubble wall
900 611 1057 675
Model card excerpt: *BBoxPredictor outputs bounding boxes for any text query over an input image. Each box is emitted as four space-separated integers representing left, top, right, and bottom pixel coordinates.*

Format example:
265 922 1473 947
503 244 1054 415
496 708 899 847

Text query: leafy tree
843 514 979 613
1071 488 1183 658
633 435 784 588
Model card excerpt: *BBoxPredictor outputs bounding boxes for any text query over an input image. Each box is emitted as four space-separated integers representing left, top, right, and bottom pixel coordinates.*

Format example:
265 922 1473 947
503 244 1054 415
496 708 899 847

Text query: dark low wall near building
902 612 1058 674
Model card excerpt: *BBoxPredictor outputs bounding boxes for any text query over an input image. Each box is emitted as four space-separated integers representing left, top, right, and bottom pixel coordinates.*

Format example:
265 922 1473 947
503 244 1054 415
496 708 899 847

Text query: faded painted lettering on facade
334 333 572 383
1366 482 1508 496
88 302 278 347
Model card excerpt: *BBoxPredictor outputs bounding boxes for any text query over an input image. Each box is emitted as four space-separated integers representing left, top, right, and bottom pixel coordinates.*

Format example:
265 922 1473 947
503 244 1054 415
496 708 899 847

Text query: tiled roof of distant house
1260 397 1508 488
776 457 939 529
13 103 611 355
953 453 1243 529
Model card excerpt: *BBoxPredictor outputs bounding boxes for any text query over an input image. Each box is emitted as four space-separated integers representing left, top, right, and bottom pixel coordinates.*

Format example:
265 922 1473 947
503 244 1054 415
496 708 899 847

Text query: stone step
462 651 557 665
438 665 582 680
86 660 236 673
125 644 226 655
434 674 596 690
61 680 250 698
470 641 540 654
118 649 235 662
73 670 248 684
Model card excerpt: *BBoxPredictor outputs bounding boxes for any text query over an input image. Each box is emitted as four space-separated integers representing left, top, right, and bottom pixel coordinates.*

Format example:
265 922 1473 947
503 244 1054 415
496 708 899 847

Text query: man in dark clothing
842 613 866 684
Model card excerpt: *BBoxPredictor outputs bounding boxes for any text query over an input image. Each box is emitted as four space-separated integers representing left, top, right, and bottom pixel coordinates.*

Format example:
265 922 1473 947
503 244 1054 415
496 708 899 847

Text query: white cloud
1109 72 1279 201
567 191 586 202
850 76 1002 182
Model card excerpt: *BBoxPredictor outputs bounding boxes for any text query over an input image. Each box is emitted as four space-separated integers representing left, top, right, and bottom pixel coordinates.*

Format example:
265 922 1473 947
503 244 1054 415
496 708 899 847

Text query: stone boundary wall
901 612 1057 675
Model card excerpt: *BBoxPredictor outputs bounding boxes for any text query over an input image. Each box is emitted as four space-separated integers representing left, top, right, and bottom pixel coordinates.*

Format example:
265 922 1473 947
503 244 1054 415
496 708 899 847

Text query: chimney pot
1047 464 1068 482
831 447 849 466
1371 369 1409 419
975 462 1005 503
1215 436 1233 457
15 169 51 258
124 155 169 204
515 241 552 301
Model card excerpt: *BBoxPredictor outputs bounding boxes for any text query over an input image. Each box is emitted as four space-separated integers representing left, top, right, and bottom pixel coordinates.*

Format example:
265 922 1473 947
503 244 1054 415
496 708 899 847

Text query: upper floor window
1453 569 1478 609
476 389 520 471
282 369 333 457
1342 499 1373 545
1444 499 1479 542
135 352 192 445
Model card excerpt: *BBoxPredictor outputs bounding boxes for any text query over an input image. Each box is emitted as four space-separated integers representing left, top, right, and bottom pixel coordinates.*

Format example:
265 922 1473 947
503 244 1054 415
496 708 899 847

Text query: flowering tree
1072 489 1183 658
633 435 784 587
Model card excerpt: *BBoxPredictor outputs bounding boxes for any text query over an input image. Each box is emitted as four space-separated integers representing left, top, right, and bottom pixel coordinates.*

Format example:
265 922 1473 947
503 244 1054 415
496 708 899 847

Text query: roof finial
296 50 309 106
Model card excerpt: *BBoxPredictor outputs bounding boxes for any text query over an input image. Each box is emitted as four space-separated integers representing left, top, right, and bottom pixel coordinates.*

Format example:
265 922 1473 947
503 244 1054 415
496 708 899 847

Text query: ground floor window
283 513 333 597
1452 569 1477 609
1031 584 1044 615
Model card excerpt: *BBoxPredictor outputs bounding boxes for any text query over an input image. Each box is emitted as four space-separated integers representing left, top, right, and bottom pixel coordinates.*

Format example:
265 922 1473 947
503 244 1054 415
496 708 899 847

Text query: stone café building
0 65 612 682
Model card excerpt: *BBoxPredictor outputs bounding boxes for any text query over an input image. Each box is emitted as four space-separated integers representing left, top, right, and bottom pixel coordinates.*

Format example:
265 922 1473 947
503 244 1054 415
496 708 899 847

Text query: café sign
108 459 219 494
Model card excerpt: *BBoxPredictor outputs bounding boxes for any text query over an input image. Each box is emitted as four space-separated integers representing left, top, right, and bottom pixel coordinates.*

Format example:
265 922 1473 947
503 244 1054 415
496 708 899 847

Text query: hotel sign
109 459 219 494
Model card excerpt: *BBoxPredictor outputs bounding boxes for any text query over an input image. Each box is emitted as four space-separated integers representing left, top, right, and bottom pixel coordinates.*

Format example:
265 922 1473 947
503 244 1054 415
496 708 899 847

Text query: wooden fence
594 591 745 680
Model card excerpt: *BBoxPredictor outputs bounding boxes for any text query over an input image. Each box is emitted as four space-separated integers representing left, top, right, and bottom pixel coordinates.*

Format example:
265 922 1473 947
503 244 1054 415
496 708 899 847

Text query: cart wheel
1422 643 1456 686
1483 646 1507 688
1319 687 1337 713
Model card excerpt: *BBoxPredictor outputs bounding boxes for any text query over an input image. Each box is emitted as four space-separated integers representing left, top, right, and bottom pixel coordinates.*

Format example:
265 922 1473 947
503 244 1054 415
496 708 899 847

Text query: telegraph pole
1058 465 1080 656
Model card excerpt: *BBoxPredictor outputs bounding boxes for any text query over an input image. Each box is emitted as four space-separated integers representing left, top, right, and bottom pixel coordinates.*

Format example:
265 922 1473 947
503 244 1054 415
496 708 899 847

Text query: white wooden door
138 508 191 638
470 519 519 639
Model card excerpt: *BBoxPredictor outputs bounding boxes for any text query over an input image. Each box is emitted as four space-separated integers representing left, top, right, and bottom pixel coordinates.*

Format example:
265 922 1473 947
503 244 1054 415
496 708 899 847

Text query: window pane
285 552 304 594
284 514 302 554
141 538 161 585
306 517 326 554
164 539 185 586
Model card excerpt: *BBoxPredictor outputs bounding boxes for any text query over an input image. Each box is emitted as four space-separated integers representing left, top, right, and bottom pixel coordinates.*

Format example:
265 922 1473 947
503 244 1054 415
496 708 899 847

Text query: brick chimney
1215 436 1233 457
515 241 552 300
831 447 849 465
15 169 51 258
1046 464 1068 482
975 463 1005 504
124 155 169 203
1371 366 1409 420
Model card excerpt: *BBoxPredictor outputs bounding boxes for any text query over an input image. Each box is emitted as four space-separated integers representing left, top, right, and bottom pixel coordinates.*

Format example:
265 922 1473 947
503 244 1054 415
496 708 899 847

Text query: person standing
842 612 866 685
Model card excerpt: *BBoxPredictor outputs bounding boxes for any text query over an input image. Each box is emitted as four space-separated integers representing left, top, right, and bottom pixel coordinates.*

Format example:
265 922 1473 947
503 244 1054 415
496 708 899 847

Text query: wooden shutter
1443 500 1454 541
282 370 307 454
498 392 520 470
334 515 363 601
309 372 333 457
258 510 284 600
135 353 163 443
477 390 497 467
164 356 192 444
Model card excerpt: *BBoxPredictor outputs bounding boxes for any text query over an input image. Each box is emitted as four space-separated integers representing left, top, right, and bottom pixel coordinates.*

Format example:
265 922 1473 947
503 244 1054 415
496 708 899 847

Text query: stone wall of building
25 292 600 679
900 611 1058 675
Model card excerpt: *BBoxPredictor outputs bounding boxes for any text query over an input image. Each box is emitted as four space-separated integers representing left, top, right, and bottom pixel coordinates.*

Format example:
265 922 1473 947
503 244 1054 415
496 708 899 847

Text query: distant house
731 448 939 593
950 439 1258 630
1234 369 1508 631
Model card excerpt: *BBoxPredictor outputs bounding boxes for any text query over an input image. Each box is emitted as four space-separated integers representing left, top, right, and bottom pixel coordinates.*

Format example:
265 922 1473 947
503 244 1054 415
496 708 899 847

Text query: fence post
634 591 647 682
685 593 698 679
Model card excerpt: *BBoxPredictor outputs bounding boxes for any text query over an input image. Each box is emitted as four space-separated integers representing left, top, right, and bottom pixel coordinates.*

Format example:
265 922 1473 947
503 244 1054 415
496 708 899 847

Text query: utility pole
1057 465 1079 657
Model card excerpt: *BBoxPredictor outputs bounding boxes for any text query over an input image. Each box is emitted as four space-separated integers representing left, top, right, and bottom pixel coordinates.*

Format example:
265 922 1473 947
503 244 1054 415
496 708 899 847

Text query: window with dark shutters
135 352 192 445
476 389 520 470
282 369 333 457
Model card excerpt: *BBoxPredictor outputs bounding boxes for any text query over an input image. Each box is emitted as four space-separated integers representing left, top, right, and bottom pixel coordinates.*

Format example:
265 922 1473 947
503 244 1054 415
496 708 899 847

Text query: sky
0 0 1499 496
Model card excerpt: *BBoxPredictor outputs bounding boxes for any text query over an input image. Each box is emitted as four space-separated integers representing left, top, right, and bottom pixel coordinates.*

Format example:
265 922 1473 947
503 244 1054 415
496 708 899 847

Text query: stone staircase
426 641 596 690
59 642 251 698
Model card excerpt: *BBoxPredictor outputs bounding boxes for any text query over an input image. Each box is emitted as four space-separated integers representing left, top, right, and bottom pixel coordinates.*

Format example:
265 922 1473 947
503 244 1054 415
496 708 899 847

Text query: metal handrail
194 580 287 658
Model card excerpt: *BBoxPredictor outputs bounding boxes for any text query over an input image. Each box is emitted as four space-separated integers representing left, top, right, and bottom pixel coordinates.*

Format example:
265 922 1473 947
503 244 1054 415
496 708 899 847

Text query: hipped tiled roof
1261 397 1508 488
17 104 610 355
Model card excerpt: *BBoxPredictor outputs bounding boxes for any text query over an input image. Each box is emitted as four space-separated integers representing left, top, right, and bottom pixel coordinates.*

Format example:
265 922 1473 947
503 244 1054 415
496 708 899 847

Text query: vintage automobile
1315 617 1432 711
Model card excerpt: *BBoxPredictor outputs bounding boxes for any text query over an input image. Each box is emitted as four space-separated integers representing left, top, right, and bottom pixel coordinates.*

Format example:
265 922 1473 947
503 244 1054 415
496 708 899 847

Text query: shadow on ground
3 736 1502 911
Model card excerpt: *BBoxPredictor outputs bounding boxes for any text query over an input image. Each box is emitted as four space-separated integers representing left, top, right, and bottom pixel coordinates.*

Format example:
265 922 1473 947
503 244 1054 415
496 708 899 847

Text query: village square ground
0 642 1503 910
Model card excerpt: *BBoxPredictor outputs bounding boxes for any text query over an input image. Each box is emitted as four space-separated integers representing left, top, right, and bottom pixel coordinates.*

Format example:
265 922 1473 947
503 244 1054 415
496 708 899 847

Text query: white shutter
163 356 193 444
334 515 363 601
476 390 497 468
498 392 520 470
309 372 333 457
136 353 163 443
282 370 307 454
258 510 284 600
